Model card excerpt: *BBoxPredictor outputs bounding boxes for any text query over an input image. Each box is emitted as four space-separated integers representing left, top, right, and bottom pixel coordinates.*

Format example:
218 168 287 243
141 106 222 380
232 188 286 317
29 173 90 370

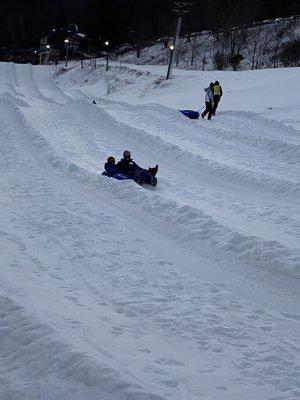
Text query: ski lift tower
168 1 191 78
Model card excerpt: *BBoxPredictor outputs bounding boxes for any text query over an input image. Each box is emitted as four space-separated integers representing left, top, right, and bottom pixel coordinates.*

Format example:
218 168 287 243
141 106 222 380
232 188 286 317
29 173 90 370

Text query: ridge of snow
0 61 299 400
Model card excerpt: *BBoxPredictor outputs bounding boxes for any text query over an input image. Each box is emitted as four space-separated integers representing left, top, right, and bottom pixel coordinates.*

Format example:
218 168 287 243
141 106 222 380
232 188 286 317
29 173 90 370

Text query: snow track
0 62 300 400
4 92 299 277
0 294 165 400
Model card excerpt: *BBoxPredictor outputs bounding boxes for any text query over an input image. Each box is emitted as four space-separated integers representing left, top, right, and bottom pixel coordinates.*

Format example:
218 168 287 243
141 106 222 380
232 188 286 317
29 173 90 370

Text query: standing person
201 82 214 120
212 80 223 116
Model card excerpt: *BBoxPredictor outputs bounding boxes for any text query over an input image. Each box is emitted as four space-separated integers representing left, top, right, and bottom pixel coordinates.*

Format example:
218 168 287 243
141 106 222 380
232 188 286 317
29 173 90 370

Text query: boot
149 165 158 176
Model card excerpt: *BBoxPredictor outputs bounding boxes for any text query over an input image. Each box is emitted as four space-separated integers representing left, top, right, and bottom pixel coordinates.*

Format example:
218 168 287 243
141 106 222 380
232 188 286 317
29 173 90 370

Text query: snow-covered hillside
120 16 300 71
0 61 299 400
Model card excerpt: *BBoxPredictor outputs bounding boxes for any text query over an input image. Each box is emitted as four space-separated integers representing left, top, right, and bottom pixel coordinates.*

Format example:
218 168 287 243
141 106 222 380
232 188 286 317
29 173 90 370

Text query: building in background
39 24 87 56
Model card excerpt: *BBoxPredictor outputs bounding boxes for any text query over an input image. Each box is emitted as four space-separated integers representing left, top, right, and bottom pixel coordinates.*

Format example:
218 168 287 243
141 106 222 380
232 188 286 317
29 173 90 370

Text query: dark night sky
1 0 85 34
1 0 299 47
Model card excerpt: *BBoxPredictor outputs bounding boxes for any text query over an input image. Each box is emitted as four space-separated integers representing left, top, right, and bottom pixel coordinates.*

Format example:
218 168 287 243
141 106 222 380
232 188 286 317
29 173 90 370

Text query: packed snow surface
0 61 299 400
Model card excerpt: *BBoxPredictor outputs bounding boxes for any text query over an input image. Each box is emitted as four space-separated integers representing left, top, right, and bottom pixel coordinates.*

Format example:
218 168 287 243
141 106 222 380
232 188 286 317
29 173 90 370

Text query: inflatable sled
102 171 132 181
179 109 200 119
102 171 157 187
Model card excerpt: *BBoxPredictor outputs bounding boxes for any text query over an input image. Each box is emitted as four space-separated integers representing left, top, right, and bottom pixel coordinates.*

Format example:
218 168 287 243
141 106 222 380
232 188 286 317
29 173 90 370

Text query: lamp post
42 45 50 65
170 2 191 71
105 41 109 71
64 39 69 67
166 45 175 80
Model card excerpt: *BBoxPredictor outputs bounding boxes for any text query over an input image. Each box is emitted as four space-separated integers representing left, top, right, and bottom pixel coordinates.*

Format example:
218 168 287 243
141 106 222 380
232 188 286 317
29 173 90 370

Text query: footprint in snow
155 260 174 266
215 385 228 391
143 366 169 376
280 312 300 322
155 358 185 367
111 326 126 336
160 379 183 388
260 325 273 332
64 318 81 328
138 348 151 354
246 314 260 320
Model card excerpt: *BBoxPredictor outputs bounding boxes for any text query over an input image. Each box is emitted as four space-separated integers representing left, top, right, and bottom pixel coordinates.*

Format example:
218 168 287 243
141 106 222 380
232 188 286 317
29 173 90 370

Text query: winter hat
123 150 131 158
107 156 115 164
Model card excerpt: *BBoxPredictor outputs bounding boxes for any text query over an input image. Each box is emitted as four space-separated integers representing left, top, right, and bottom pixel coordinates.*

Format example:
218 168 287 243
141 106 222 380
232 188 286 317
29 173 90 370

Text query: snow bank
0 293 166 400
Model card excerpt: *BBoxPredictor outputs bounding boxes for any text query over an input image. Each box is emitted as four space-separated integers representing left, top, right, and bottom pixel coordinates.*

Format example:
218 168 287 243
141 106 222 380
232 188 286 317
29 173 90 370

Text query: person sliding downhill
212 81 223 116
102 151 158 186
116 150 142 176
117 150 158 186
104 156 117 176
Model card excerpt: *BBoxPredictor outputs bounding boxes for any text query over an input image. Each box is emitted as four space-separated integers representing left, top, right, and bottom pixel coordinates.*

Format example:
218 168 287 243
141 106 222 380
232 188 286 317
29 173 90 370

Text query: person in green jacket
212 81 223 116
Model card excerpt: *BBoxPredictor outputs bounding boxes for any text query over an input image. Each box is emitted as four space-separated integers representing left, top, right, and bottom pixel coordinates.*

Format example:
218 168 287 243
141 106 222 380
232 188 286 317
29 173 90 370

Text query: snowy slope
0 61 299 400
119 16 300 71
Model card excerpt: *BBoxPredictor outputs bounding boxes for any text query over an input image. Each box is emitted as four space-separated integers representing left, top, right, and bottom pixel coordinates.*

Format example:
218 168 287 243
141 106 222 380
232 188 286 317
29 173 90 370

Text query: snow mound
0 294 166 400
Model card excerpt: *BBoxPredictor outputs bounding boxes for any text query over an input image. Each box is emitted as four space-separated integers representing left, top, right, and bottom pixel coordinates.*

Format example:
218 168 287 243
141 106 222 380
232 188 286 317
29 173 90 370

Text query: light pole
170 2 191 71
64 39 69 67
166 45 175 79
105 41 109 71
41 45 50 65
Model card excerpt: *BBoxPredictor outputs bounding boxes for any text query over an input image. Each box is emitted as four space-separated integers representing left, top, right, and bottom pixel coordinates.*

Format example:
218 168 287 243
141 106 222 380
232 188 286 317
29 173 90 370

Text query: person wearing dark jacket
201 82 214 120
102 156 117 176
212 81 223 116
116 150 142 176
117 150 158 186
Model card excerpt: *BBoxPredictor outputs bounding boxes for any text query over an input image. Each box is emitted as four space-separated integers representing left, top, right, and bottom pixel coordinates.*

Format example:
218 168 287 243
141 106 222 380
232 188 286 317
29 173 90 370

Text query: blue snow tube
112 173 133 181
102 171 133 181
179 110 200 119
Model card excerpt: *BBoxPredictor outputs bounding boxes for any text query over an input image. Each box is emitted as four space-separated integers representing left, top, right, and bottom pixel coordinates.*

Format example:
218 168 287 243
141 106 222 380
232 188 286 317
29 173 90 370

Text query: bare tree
280 40 300 67
213 50 227 70
190 32 212 69
190 33 198 66
228 52 244 70
245 25 270 69
267 19 294 68
175 38 186 66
